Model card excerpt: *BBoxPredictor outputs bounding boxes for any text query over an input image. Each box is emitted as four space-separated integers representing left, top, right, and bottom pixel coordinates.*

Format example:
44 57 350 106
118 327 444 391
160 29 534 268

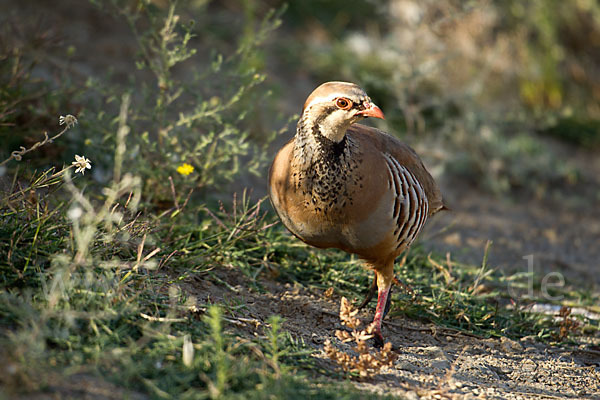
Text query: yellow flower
176 163 194 176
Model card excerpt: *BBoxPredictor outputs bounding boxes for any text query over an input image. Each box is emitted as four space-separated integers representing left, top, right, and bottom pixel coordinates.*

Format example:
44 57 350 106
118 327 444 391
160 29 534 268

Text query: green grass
1 139 598 398
1 176 598 398
391 249 598 341
0 180 402 398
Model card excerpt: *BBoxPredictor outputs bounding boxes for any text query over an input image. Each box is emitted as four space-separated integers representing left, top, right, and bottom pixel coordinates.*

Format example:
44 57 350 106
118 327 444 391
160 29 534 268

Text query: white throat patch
318 108 355 143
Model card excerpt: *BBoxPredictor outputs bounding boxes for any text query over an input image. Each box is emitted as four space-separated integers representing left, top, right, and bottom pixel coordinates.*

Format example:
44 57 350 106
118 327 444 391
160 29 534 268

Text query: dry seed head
335 330 353 343
352 329 374 342
339 297 361 329
59 114 78 129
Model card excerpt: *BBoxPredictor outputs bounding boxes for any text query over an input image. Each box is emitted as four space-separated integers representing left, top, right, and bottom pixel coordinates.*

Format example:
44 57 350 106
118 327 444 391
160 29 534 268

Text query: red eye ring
335 97 352 110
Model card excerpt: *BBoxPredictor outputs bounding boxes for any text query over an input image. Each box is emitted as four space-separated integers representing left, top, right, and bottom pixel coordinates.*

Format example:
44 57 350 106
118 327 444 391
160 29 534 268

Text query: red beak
357 104 385 119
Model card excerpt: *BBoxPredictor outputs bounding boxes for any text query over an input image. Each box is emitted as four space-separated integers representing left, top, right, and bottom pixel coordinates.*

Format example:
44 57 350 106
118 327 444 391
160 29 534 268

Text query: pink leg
371 284 391 347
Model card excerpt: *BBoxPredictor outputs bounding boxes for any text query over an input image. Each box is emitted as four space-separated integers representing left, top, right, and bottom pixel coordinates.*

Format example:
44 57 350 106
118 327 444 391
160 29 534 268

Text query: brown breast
268 124 443 264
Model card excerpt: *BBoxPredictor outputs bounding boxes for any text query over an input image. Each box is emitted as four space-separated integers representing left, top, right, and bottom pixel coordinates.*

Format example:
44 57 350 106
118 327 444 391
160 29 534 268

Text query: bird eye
335 97 352 110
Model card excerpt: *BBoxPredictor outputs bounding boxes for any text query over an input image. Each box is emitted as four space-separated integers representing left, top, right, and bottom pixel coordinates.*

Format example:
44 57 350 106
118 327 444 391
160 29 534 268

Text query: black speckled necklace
292 112 362 213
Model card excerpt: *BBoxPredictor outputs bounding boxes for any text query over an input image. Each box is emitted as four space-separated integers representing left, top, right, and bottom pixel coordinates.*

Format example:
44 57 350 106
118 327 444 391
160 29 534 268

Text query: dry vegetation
324 297 397 377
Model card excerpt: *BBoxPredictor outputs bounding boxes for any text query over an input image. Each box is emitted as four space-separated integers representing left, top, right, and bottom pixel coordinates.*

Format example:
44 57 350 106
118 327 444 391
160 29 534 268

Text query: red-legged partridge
268 82 445 346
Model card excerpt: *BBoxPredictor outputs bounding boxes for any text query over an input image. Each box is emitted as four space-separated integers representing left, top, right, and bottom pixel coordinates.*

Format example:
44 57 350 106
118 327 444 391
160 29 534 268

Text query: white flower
67 206 83 220
182 335 194 367
72 154 92 175
59 114 78 129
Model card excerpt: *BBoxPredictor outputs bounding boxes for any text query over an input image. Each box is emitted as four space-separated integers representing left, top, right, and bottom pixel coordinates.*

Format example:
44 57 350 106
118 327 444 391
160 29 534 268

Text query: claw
373 331 384 348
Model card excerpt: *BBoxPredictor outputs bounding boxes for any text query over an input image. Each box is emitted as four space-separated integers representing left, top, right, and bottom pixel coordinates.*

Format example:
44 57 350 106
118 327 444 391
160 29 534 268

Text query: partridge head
300 81 385 142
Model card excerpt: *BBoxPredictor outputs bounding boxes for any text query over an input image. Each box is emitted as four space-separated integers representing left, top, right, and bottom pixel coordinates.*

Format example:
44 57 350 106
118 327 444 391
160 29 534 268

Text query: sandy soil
423 181 600 289
185 266 600 400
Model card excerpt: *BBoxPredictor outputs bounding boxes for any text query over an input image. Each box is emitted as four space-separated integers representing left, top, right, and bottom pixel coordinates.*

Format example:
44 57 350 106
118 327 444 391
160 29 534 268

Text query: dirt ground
186 265 600 400
423 187 600 290
188 149 600 399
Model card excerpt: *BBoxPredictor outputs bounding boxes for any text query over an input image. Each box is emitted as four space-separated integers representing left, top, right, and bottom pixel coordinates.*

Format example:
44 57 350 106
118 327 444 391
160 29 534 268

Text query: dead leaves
557 306 580 340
